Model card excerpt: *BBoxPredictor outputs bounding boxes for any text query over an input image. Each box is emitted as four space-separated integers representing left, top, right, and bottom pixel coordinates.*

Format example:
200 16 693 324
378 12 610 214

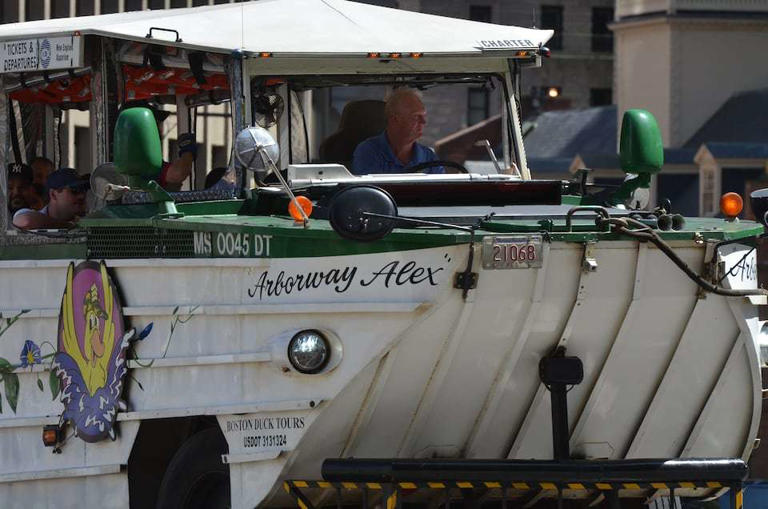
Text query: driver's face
392 97 427 143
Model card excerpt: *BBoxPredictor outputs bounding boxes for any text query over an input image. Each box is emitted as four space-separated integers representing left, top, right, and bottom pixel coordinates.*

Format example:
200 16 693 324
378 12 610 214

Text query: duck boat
0 2 765 508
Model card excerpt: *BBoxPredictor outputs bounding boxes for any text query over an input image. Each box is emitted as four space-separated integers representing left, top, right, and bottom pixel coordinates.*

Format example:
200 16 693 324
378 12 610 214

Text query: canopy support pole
90 37 117 168
226 52 246 193
504 61 529 180
0 75 7 238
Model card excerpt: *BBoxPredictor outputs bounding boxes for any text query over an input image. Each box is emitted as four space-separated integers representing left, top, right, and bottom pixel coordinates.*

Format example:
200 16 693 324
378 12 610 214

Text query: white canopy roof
0 0 552 56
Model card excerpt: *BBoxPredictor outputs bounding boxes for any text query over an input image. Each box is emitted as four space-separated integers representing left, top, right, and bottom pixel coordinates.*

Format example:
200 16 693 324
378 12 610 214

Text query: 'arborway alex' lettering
247 259 445 300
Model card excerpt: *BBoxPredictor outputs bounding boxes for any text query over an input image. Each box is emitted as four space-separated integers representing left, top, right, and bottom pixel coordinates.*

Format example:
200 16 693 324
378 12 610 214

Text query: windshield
249 74 517 177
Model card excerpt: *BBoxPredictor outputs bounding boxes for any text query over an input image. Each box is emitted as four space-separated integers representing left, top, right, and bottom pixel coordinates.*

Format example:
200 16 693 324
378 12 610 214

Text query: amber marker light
289 196 313 222
367 52 380 58
388 52 401 59
259 52 273 58
720 192 744 219
42 425 62 447
410 52 423 59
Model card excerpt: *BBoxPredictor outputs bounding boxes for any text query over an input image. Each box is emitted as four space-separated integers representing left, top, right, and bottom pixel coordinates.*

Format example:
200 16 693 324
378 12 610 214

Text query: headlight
288 330 330 374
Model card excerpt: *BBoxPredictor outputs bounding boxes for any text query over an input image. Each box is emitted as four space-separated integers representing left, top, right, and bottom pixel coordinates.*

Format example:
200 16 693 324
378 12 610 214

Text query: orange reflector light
388 52 401 59
289 196 313 222
516 50 529 57
367 52 380 58
410 52 422 59
720 192 743 218
42 425 60 447
259 52 272 58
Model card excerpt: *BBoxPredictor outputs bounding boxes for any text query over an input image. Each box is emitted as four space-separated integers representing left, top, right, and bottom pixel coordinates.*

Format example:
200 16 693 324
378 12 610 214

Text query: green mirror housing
113 107 163 179
619 109 663 174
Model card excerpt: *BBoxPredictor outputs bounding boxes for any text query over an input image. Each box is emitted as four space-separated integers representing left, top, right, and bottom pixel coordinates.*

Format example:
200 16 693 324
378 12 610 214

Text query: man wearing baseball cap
13 168 89 229
7 163 41 214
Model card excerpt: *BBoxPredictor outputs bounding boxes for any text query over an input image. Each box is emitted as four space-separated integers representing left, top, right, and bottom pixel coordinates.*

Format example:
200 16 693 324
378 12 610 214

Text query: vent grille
87 227 195 258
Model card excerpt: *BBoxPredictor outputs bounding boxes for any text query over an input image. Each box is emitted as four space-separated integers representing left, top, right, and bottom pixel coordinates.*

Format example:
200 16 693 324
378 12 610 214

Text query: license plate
481 235 544 269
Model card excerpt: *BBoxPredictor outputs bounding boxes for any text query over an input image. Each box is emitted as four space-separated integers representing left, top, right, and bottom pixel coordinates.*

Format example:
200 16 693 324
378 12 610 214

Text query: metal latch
582 242 597 272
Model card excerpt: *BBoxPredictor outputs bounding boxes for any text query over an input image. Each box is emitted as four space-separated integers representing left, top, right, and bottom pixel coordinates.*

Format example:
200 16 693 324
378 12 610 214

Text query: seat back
319 100 386 168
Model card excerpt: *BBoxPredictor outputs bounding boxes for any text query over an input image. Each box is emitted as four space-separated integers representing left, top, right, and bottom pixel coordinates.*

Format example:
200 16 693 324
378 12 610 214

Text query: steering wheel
403 159 468 174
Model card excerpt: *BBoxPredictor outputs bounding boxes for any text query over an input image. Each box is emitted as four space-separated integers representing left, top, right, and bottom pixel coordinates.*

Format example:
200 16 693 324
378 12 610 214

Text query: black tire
156 427 230 509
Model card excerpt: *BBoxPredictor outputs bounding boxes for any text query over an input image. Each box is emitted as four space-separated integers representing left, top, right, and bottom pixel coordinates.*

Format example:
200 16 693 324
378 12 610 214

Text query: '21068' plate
481 235 544 269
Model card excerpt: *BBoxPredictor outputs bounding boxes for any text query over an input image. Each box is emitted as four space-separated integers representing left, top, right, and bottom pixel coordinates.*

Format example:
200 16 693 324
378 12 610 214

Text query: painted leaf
4 373 19 413
0 392 3 414
49 369 60 400
37 378 44 392
0 358 12 375
138 322 154 340
172 306 179 316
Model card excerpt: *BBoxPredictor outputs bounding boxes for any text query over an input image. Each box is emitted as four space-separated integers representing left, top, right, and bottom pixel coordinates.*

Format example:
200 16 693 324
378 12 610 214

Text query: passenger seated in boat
7 163 42 215
352 88 444 175
122 102 197 192
13 168 88 230
30 156 54 204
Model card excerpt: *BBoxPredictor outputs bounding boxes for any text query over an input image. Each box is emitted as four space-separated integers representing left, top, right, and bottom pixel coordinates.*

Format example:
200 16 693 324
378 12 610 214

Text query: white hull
0 240 761 508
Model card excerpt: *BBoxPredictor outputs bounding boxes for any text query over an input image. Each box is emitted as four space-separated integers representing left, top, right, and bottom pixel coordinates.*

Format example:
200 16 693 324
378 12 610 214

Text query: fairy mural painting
53 261 135 443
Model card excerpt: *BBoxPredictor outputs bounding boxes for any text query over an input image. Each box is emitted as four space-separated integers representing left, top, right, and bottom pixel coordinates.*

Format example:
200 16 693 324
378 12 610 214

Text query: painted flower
20 340 41 368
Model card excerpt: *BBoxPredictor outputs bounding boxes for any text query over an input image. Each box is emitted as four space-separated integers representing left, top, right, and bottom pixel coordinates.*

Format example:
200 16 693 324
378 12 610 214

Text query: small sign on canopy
0 35 82 73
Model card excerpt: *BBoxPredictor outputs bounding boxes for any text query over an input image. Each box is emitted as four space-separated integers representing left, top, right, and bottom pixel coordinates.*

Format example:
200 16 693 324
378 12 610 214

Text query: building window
1 0 20 23
193 0 209 5
149 0 165 9
591 7 614 53
214 0 230 4
25 0 44 21
125 0 143 11
171 0 188 7
590 88 612 106
76 0 94 16
101 0 118 14
75 127 91 176
541 6 563 50
212 145 228 169
469 5 491 23
53 1 70 18
467 87 489 126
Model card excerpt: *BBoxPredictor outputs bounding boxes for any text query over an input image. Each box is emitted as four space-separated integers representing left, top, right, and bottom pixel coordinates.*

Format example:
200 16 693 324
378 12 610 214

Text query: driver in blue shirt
352 88 444 175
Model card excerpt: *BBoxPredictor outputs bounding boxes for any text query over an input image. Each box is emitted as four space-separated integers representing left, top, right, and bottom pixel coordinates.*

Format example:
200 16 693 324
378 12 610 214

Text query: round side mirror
750 188 768 227
329 186 398 242
234 126 279 185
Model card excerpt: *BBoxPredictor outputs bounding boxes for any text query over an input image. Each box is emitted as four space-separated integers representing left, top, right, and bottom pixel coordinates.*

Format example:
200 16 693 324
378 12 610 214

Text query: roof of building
0 0 552 56
703 142 768 159
574 153 619 170
527 157 573 175
524 105 617 159
664 148 697 165
685 88 768 147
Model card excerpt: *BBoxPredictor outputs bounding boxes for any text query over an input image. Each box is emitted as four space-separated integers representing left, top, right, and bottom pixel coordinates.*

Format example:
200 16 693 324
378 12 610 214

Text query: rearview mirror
619 109 663 175
234 126 279 186
113 107 163 179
